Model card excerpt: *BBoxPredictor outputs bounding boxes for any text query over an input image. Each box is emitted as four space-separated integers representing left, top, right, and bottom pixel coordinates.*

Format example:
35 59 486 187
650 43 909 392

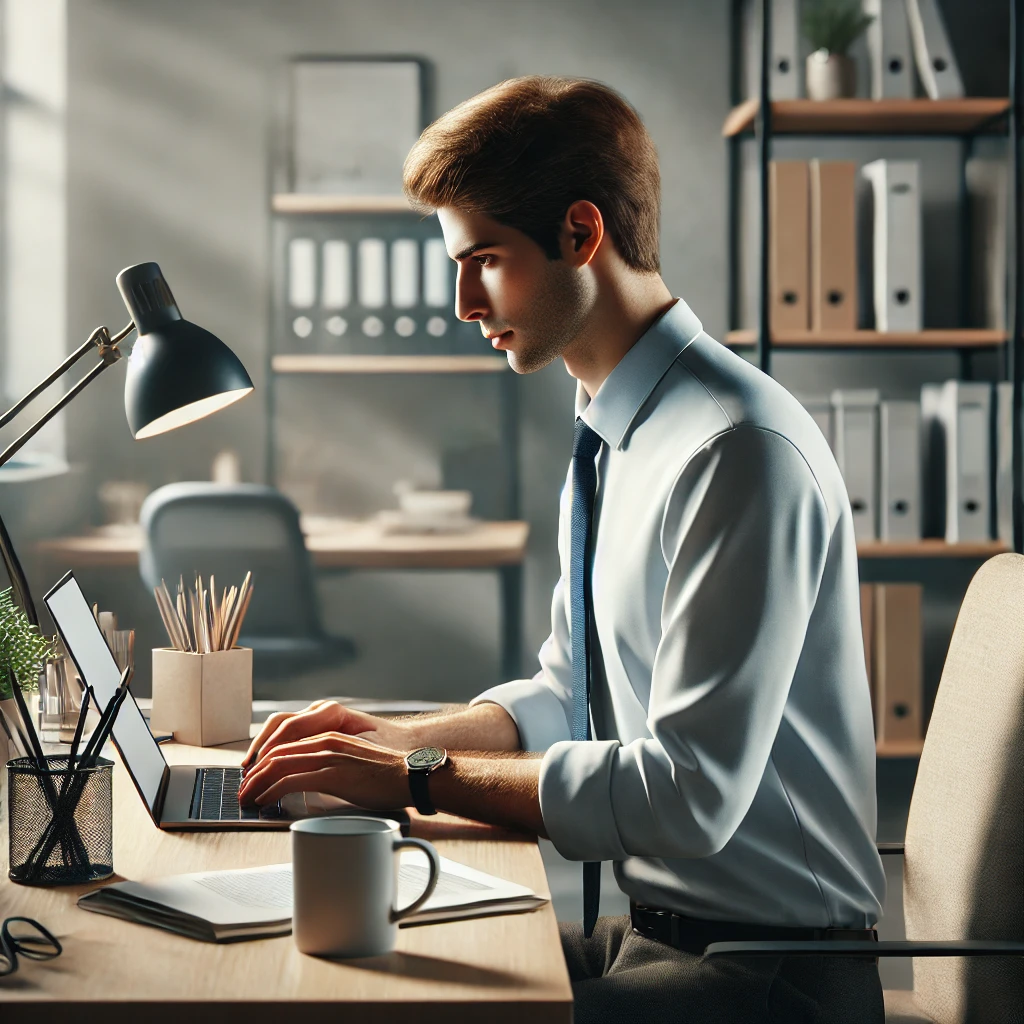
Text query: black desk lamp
0 261 253 625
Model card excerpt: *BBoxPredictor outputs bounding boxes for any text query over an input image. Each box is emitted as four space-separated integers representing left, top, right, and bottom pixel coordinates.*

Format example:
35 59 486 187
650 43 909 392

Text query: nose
455 264 489 323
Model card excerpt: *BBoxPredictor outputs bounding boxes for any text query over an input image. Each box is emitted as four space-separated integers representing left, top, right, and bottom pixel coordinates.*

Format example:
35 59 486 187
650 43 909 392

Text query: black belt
630 902 878 957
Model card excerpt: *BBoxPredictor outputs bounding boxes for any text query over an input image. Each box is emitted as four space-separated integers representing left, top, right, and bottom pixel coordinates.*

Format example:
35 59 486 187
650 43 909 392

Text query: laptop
44 571 406 831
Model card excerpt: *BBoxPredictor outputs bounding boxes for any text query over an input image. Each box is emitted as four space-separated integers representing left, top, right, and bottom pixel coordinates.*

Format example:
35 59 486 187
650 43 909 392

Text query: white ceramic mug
291 816 440 958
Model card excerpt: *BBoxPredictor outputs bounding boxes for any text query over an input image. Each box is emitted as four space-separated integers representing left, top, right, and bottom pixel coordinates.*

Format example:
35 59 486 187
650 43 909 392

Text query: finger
243 701 337 766
242 751 344 804
240 733 387 800
243 710 294 766
254 767 342 807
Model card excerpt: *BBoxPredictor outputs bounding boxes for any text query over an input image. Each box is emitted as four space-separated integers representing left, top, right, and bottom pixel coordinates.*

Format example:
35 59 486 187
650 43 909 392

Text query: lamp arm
0 320 135 626
0 321 133 432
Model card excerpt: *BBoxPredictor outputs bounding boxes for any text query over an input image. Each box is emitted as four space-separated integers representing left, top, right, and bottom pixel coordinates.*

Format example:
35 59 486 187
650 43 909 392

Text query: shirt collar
575 298 703 450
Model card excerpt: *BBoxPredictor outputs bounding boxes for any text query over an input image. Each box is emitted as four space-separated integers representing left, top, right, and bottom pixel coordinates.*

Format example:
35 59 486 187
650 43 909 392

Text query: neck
561 273 676 398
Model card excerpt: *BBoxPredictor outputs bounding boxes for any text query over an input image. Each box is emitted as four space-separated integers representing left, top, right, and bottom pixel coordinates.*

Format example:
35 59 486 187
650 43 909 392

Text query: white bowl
397 489 473 518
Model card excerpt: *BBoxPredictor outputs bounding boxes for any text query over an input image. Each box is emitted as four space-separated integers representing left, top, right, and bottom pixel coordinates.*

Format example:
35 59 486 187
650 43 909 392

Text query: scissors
0 916 62 977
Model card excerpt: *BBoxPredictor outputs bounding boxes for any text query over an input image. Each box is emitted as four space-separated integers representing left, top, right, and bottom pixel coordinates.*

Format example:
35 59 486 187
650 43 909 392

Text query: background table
34 517 529 681
0 738 572 1023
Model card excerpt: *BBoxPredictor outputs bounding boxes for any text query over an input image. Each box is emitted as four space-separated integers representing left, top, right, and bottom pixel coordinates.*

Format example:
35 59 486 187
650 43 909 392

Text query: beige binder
770 161 810 330
860 583 875 717
873 584 923 743
810 160 858 331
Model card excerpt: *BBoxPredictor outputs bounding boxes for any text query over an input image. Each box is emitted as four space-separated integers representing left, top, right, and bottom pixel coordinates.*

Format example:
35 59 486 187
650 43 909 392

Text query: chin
506 343 559 376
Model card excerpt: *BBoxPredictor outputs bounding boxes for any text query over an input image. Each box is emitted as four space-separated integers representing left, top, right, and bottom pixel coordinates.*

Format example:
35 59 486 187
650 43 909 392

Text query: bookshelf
729 1 1022 760
267 58 525 681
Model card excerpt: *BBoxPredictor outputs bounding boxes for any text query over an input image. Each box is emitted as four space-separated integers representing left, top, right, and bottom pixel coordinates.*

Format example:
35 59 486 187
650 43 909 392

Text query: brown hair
403 76 661 273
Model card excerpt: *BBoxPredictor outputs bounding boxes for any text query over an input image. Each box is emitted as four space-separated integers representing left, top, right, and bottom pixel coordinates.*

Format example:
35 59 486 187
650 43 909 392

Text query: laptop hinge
188 769 203 819
152 766 172 823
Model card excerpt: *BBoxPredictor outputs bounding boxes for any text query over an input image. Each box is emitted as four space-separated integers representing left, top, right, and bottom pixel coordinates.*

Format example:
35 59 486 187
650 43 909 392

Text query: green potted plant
803 0 875 100
0 587 57 763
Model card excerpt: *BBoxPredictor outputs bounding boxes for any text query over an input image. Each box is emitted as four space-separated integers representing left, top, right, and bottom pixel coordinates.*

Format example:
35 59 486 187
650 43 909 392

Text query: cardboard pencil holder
151 647 252 747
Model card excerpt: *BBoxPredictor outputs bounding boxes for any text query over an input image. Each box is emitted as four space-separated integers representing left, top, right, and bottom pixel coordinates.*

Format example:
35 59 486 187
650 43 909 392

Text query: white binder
967 157 1008 331
863 0 914 99
995 381 1014 546
797 394 834 451
880 401 922 541
862 160 922 332
920 383 946 538
831 390 881 541
743 0 802 99
904 0 964 99
769 0 802 100
939 380 992 543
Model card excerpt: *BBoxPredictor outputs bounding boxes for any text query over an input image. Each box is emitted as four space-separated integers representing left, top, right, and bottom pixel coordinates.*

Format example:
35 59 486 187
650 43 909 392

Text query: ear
559 200 604 266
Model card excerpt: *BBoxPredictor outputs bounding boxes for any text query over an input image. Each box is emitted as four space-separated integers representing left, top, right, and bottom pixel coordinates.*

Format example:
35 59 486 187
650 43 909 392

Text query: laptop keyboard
190 767 283 821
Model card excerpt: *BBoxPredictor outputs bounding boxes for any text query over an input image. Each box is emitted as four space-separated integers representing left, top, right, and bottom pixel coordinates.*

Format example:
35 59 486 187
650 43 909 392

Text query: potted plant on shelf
803 0 874 100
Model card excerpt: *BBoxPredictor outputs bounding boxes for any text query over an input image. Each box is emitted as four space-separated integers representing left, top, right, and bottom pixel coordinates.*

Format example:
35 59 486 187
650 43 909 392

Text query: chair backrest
904 553 1024 1024
139 483 325 640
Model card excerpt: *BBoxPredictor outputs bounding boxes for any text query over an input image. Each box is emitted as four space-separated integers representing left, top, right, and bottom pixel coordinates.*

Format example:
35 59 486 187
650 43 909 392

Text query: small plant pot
151 647 252 747
806 50 856 100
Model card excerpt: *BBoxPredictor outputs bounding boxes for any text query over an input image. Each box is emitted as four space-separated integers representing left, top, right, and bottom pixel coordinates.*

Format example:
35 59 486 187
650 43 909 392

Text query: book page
81 855 544 929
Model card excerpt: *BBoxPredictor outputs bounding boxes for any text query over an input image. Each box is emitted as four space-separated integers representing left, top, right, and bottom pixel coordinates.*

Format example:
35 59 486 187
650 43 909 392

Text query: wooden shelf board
726 329 1008 349
272 193 416 214
722 97 1010 137
857 540 1009 559
876 738 925 758
272 354 507 375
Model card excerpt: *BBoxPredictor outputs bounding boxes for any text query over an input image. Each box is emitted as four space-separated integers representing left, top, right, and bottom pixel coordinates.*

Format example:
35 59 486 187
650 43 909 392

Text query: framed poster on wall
289 57 426 196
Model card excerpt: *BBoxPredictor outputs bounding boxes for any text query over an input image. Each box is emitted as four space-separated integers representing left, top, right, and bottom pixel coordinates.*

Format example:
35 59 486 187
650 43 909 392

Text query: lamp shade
118 262 253 439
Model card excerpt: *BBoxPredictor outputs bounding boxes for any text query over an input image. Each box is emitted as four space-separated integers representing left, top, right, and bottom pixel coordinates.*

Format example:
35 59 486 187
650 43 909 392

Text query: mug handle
390 836 441 923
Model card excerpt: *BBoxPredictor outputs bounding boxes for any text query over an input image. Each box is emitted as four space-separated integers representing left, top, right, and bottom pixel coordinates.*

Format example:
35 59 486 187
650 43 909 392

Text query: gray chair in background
139 482 355 698
705 552 1024 1023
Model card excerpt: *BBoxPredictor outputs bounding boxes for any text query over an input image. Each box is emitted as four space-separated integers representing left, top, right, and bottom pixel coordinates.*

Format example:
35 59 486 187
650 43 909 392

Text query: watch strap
408 768 436 816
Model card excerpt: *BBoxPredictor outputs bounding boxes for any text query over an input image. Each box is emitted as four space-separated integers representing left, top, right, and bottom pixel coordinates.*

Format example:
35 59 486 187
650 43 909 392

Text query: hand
241 700 413 769
237 732 409 810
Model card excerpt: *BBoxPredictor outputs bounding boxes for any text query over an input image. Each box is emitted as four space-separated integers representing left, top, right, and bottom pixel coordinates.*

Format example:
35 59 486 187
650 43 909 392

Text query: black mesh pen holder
7 755 113 885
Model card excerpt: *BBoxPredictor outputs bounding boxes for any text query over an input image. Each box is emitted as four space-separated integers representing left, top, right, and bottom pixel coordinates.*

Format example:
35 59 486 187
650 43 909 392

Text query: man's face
437 207 593 374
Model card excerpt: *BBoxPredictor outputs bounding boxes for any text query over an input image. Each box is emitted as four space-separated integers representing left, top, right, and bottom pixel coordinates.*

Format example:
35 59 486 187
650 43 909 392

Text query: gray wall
60 0 730 698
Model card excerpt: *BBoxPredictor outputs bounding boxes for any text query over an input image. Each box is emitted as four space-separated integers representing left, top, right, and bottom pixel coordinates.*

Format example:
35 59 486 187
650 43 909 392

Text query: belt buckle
636 905 680 948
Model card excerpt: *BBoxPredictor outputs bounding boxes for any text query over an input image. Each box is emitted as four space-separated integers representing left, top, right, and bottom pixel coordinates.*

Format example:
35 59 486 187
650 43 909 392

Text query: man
239 76 886 1022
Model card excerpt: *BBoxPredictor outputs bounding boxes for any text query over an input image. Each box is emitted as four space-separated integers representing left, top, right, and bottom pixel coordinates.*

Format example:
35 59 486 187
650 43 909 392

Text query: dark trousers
561 915 884 1024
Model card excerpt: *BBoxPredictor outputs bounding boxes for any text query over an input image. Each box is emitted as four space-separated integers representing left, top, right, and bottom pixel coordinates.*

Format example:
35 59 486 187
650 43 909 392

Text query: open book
78 853 547 942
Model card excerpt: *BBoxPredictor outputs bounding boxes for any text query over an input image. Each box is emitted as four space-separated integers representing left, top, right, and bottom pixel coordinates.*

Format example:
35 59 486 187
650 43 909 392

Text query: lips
488 330 513 349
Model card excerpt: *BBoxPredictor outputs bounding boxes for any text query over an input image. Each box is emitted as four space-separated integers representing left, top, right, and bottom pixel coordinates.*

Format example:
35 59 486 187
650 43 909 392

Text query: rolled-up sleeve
471 473 575 752
540 426 830 862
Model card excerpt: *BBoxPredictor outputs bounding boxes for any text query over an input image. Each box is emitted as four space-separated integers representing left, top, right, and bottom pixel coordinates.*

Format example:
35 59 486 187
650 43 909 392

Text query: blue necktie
570 418 603 939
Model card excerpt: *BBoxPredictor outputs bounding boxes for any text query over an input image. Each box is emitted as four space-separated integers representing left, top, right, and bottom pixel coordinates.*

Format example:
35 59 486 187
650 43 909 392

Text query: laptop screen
44 572 167 813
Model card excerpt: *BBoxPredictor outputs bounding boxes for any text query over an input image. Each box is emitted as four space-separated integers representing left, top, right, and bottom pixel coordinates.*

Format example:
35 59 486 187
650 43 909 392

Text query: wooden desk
34 518 529 679
0 741 572 1023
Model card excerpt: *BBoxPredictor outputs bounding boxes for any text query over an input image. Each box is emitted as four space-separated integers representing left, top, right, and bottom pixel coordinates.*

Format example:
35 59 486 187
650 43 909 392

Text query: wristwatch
404 746 448 815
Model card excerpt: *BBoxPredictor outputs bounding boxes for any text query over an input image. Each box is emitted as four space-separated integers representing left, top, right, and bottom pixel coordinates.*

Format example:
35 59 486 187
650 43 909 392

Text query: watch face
407 746 445 770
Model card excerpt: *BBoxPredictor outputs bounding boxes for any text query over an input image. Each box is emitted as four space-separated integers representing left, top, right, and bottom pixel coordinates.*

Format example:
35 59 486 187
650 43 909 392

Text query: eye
473 254 495 267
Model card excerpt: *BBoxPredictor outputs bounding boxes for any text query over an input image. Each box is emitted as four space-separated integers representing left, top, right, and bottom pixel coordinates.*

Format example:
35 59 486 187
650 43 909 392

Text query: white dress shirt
472 299 886 928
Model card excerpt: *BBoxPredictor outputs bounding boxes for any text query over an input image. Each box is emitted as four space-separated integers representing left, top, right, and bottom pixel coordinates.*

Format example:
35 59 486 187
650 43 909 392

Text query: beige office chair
705 552 1024 1023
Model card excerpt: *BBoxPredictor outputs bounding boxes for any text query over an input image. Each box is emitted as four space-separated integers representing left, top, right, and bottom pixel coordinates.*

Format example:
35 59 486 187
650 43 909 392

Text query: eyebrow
452 241 500 261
